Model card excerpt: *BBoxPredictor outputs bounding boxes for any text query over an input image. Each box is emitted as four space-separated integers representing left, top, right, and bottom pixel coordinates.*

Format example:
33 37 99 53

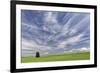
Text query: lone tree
35 51 40 58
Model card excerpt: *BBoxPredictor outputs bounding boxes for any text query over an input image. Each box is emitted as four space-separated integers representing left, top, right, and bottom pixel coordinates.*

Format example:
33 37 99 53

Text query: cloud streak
21 10 90 56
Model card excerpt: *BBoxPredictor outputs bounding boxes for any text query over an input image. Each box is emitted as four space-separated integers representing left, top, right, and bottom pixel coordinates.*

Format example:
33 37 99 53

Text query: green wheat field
21 52 90 63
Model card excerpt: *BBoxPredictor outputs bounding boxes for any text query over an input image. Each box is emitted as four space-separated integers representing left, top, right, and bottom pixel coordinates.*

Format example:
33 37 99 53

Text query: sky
21 10 90 56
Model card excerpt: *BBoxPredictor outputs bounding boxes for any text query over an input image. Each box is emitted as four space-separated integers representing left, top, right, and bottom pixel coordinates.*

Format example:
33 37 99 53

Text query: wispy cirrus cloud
58 34 84 48
21 10 90 55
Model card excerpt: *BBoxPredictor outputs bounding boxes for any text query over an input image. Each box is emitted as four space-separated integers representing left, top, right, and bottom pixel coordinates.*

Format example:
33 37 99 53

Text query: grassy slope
21 52 90 63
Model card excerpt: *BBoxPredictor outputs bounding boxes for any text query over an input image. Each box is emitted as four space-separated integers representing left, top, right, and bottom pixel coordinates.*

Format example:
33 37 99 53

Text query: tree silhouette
35 51 40 58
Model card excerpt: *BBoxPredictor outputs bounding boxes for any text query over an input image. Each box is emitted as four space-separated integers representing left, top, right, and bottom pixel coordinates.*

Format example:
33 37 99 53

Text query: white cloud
44 12 57 24
69 15 90 35
64 47 90 53
22 22 38 31
61 14 79 35
80 47 90 51
58 34 84 48
22 38 52 52
43 12 62 37
22 38 39 50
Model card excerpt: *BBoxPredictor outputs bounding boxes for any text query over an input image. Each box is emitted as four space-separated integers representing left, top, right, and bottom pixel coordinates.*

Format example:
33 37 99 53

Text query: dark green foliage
36 51 40 58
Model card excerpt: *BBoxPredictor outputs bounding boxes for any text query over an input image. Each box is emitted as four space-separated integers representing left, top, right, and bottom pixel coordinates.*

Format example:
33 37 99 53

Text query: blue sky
21 10 90 55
